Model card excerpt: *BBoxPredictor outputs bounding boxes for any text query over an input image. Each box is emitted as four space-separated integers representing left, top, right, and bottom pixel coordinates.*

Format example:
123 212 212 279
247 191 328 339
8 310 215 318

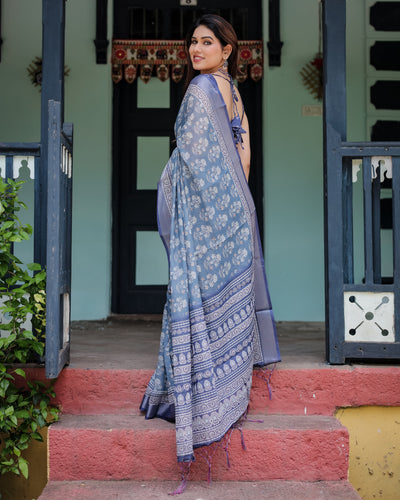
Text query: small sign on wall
302 104 322 117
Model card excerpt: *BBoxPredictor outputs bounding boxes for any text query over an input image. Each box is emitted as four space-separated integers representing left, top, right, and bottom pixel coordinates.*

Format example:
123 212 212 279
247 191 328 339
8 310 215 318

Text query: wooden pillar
323 0 347 363
39 0 66 266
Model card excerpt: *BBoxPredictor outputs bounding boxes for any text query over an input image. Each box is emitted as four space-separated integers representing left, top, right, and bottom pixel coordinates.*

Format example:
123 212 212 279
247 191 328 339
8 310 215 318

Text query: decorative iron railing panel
0 143 42 263
325 133 400 361
324 0 400 362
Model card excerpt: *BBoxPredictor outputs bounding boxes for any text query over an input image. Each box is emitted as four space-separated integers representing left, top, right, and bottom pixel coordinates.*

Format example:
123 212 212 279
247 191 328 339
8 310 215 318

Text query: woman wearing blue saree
140 13 280 476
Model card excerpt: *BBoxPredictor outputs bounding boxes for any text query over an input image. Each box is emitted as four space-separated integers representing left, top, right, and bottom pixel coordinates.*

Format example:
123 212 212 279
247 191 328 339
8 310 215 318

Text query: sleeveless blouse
212 71 247 149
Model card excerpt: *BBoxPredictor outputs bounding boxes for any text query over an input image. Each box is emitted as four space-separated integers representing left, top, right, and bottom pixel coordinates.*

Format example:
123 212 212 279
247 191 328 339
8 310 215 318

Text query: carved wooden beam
94 0 109 64
267 0 283 66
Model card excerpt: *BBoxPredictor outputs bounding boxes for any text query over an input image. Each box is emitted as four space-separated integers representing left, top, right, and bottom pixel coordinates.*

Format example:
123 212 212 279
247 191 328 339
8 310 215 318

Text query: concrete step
48 414 349 482
24 365 400 416
39 479 361 499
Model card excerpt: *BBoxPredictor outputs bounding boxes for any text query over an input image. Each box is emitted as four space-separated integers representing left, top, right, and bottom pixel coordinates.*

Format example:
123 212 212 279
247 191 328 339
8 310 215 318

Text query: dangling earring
223 58 228 70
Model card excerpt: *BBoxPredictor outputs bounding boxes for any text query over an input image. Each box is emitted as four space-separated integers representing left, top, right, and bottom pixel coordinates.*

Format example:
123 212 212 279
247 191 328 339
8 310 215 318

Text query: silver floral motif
142 75 277 463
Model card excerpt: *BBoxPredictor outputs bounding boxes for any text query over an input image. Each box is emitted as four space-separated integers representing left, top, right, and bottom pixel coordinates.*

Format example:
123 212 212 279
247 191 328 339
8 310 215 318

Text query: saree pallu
140 74 280 463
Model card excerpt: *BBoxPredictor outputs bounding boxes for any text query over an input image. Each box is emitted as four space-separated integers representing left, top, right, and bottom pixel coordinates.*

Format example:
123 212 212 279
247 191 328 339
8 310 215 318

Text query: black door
112 0 263 313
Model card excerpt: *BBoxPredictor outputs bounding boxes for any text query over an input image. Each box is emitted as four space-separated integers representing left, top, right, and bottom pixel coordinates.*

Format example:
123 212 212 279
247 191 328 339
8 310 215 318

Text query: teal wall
263 1 324 320
0 0 372 322
0 1 41 270
262 0 376 320
0 0 112 320
64 1 113 319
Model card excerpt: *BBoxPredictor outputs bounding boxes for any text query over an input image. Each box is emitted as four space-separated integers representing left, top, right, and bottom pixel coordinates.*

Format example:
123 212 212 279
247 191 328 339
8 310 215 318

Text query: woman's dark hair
185 14 238 90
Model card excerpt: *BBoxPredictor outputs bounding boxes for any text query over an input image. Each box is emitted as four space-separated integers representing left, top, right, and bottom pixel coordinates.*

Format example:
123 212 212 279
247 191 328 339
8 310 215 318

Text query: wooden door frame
111 0 264 314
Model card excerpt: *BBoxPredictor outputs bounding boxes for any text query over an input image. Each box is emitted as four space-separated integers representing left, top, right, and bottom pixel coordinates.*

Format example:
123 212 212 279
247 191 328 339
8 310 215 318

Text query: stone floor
39 479 361 500
69 318 330 370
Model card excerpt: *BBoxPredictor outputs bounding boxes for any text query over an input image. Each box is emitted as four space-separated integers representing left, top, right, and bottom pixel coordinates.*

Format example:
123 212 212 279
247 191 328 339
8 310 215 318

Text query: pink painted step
48 414 349 482
24 365 400 416
39 479 361 500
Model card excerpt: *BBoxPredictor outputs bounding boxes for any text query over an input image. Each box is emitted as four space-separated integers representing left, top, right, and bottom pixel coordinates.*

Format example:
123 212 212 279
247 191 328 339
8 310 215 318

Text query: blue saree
140 74 280 463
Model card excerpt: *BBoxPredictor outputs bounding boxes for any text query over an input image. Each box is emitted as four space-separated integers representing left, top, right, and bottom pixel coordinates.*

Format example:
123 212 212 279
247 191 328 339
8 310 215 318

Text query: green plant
0 177 59 480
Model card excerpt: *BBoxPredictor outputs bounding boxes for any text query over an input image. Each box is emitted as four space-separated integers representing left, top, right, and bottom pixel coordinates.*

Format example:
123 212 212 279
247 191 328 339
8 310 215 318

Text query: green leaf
19 230 31 240
5 405 14 417
21 331 34 339
32 343 44 356
1 220 14 229
30 432 43 442
18 457 28 479
27 263 42 271
15 409 30 419
0 380 10 396
36 415 46 428
19 433 30 444
13 368 26 378
0 262 8 276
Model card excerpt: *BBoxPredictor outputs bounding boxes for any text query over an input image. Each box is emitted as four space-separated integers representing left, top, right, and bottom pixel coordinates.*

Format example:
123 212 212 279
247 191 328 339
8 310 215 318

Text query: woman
140 13 280 471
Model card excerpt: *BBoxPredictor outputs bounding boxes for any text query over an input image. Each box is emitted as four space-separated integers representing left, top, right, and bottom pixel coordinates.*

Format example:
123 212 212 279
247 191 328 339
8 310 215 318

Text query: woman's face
189 25 230 74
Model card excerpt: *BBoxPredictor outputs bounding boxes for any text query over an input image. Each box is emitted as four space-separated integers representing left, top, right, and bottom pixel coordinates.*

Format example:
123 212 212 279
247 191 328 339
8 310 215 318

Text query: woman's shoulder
189 73 218 92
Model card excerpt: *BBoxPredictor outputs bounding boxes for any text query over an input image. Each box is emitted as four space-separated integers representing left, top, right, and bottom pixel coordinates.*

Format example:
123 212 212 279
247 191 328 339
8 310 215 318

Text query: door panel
137 78 170 108
136 231 169 285
112 0 263 313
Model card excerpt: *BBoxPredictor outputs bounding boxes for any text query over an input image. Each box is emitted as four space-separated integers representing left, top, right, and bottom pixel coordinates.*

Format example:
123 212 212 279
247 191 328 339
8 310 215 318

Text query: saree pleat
140 74 280 462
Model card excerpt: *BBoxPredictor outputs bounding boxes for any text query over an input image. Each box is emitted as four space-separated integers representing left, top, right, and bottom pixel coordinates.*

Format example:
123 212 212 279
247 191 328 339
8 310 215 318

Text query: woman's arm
237 111 251 181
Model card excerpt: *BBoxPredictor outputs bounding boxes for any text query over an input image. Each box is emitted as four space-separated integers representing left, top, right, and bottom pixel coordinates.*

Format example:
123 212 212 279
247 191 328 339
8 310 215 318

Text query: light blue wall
0 0 112 320
262 0 372 320
0 1 41 268
263 1 324 320
64 1 112 319
0 0 371 322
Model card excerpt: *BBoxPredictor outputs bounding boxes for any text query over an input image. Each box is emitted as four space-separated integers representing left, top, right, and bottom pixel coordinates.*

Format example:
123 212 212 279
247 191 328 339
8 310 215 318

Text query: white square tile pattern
344 291 395 343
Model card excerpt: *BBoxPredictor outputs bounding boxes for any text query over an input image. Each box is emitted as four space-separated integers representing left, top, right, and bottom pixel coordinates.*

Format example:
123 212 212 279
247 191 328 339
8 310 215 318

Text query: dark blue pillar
39 0 66 266
323 0 347 363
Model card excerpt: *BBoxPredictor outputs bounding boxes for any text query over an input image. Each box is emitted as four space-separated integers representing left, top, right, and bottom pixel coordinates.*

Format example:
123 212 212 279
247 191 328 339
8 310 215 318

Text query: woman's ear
224 44 232 59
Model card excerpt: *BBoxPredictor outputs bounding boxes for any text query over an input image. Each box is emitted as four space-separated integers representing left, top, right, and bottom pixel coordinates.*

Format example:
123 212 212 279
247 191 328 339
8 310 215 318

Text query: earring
223 58 228 69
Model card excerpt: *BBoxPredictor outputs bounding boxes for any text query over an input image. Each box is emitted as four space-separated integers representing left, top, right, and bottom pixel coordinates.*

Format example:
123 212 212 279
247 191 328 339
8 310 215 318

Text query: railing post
46 100 62 379
342 157 354 284
392 157 400 346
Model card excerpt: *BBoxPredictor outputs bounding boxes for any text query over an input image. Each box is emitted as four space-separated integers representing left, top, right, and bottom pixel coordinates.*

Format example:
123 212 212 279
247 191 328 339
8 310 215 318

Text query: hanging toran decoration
111 39 264 84
299 1 323 100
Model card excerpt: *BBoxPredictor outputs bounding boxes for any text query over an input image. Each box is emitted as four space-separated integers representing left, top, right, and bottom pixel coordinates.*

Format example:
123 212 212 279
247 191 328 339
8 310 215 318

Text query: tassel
197 441 219 483
222 428 235 468
193 408 256 484
255 364 276 400
169 462 191 496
